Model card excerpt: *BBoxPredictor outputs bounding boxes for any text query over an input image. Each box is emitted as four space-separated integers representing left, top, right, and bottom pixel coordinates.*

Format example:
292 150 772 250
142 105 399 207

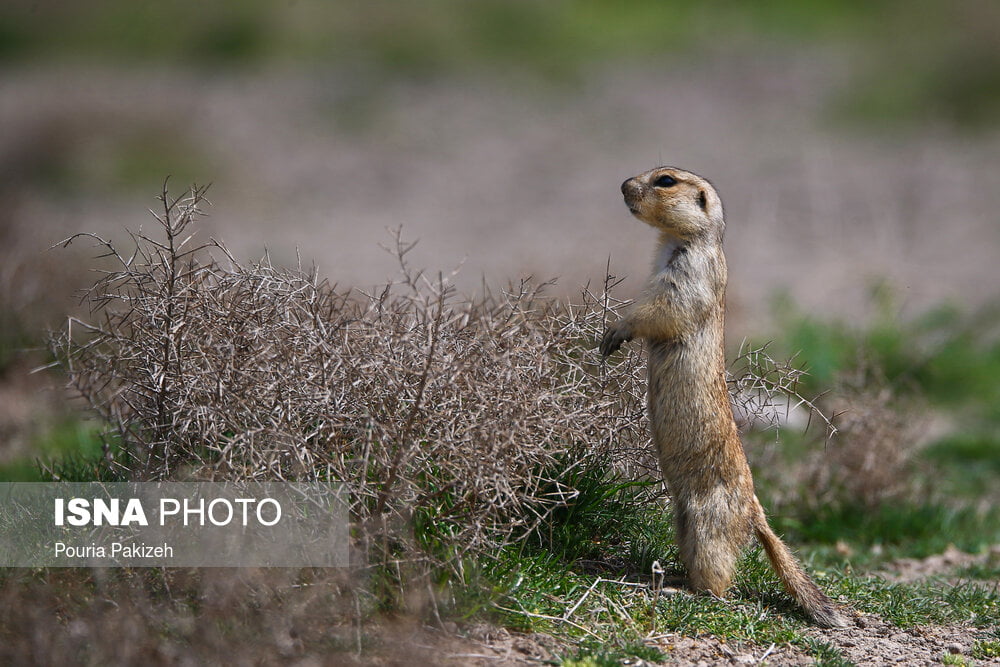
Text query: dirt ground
3 54 999 342
344 607 999 666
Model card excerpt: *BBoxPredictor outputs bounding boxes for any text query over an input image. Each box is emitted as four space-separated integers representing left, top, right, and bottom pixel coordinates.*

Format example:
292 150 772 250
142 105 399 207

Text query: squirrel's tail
752 499 850 628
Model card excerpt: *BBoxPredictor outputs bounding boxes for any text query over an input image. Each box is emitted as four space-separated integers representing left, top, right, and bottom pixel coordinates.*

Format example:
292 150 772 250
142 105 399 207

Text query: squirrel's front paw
600 322 633 357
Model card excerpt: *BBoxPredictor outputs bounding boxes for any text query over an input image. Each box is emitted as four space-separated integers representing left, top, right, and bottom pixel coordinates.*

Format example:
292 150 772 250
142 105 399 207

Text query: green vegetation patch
0 418 114 482
2 0 998 130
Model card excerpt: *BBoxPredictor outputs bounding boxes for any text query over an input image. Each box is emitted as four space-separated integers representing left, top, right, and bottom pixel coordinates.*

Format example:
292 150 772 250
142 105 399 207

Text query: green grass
831 574 1000 630
0 418 110 482
923 429 1000 500
958 562 1000 582
519 462 673 570
771 503 1000 567
0 1 867 70
462 456 994 660
973 639 1000 659
16 125 217 198
771 295 1000 416
90 130 217 195
560 642 666 667
797 637 853 667
478 519 1000 662
479 518 1000 661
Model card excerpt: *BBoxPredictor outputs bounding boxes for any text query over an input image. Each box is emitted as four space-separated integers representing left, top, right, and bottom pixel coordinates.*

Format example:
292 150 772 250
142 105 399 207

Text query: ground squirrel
600 166 849 628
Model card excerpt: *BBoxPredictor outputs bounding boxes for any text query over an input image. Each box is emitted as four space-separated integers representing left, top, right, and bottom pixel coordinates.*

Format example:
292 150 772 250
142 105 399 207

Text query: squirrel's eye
653 174 677 188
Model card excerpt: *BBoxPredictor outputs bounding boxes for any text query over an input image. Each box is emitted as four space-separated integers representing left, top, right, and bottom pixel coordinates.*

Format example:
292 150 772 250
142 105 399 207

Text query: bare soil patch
884 544 1000 585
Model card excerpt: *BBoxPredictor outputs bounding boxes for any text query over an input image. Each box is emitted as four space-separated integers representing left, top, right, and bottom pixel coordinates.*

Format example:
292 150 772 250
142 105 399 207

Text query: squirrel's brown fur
601 166 849 628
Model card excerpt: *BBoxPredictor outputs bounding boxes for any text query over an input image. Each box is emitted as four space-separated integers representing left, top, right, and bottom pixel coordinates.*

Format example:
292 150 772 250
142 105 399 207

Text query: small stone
946 642 963 654
835 540 854 557
855 615 870 629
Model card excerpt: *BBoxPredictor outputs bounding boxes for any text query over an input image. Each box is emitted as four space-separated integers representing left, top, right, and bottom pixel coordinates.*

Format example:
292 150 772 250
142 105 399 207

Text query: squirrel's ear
697 189 708 212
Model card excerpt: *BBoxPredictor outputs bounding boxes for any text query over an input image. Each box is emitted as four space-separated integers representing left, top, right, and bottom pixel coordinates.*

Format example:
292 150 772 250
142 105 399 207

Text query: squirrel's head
621 167 724 241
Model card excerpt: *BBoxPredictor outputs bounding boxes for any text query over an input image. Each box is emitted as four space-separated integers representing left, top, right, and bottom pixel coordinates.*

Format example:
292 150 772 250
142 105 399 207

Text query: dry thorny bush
47 184 847 574
740 354 927 515
804 370 928 511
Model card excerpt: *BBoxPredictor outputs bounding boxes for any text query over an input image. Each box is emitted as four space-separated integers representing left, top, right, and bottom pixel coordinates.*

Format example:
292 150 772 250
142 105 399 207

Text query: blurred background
1 1 999 472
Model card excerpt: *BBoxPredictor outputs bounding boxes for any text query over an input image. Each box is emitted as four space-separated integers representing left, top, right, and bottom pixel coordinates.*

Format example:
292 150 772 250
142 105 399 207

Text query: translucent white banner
0 483 348 567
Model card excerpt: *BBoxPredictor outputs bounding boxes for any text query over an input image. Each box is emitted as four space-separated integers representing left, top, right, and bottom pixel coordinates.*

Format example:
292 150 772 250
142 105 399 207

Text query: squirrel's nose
622 178 643 198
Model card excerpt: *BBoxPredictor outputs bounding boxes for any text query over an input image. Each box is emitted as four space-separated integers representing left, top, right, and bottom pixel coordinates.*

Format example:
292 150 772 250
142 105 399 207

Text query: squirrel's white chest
653 238 682 275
